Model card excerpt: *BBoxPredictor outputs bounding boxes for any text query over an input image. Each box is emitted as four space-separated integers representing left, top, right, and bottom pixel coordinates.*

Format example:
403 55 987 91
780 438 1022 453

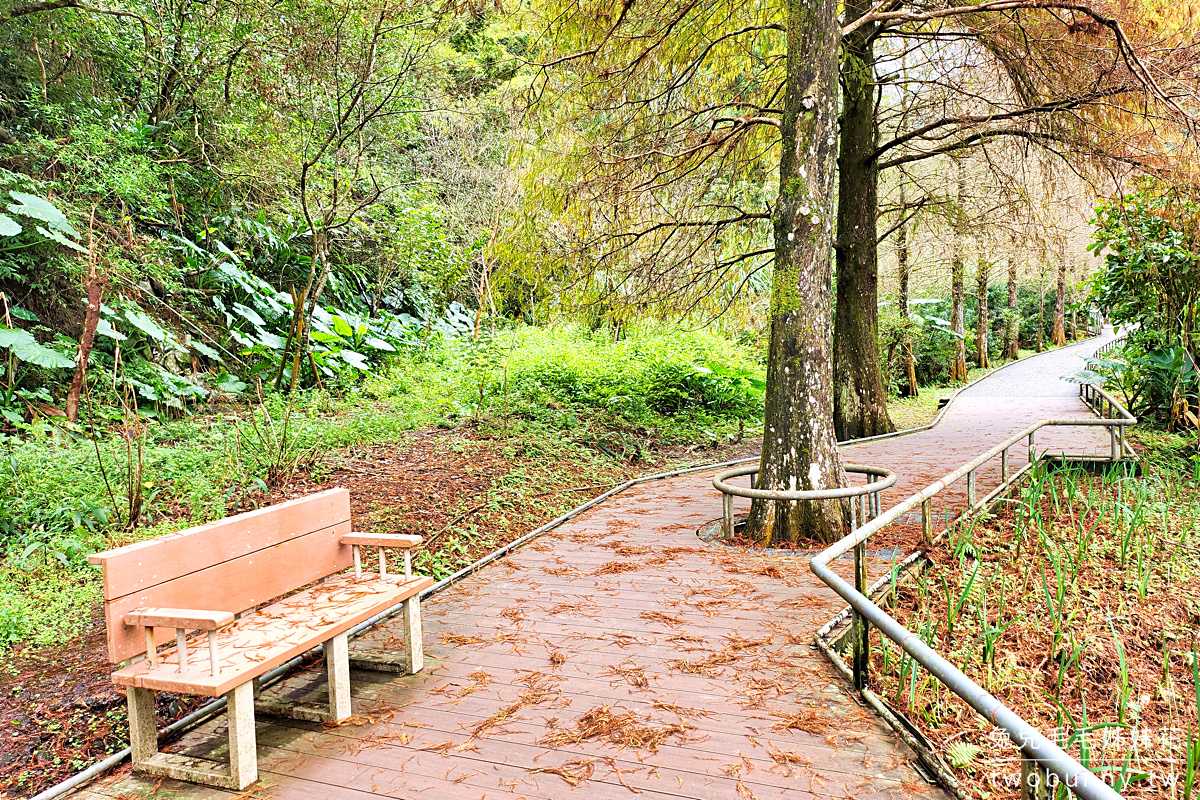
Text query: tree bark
832 4 894 441
1005 257 1019 360
897 190 918 398
1051 257 1067 345
1037 273 1045 352
975 258 990 369
949 159 969 382
744 0 847 547
65 261 103 423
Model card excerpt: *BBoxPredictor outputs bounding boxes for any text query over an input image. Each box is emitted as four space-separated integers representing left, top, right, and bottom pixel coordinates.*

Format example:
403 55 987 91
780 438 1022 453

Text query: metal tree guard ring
712 463 897 538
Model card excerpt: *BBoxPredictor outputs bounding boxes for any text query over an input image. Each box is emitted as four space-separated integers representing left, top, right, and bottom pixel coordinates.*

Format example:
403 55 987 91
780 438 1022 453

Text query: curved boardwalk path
76 333 1117 800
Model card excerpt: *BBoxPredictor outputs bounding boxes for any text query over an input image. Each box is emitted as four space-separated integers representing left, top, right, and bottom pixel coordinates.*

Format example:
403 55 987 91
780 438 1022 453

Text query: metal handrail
710 377 1135 798
803 392 1136 800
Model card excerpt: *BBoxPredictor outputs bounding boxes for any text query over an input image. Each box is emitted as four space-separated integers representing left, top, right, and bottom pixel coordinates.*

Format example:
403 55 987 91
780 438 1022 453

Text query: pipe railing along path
713 381 1135 800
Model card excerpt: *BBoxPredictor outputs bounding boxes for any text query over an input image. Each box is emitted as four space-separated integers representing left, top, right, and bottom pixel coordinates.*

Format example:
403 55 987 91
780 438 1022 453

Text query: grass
0 323 764 651
874 462 1200 798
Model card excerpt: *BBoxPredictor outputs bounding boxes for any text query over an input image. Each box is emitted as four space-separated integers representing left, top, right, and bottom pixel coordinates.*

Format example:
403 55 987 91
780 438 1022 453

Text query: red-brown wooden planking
101 520 354 663
112 574 433 695
123 608 236 630
342 532 422 548
89 489 352 599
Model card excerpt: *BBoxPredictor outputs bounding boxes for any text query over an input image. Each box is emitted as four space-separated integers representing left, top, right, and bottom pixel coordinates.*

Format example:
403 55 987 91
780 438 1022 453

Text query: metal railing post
921 498 932 543
1028 432 1036 466
1110 425 1119 462
722 493 733 538
1001 447 1009 484
852 540 869 690
966 469 976 509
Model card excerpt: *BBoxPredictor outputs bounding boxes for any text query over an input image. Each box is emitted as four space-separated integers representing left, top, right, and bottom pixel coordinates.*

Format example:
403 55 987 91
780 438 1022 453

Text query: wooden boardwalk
75 361 1114 800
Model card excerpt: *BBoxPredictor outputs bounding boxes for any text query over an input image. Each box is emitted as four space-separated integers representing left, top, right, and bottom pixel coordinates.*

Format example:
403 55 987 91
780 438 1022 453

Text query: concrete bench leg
227 681 258 790
126 682 257 790
325 632 352 722
127 685 158 765
403 595 423 674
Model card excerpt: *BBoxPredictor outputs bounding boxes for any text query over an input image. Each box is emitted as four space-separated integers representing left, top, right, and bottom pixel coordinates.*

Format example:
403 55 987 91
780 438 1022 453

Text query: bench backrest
89 489 354 663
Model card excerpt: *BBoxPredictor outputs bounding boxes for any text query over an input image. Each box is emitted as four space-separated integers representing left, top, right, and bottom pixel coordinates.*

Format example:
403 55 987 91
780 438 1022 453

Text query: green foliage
0 591 32 647
1091 181 1200 349
493 325 764 425
0 190 86 253
1089 180 1200 430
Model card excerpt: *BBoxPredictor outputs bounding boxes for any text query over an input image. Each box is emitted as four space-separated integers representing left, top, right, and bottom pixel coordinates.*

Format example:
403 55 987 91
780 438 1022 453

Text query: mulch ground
0 425 755 799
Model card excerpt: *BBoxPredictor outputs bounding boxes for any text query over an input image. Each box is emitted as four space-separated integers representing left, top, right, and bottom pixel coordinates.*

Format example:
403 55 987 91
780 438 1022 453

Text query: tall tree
949 157 970 382
896 184 919 397
745 0 847 545
832 0 893 440
1005 257 1020 359
975 258 990 368
1051 253 1069 345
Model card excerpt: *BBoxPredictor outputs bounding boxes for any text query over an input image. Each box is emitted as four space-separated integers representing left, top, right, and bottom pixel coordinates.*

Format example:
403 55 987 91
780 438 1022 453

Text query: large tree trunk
832 6 894 441
1051 257 1067 345
975 258 990 369
898 190 918 398
1005 258 1019 360
744 0 847 547
949 160 969 382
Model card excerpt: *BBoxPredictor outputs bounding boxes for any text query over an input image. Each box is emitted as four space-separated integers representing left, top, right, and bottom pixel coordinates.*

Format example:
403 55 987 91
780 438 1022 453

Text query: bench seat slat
124 608 236 631
342 533 422 548
113 573 432 697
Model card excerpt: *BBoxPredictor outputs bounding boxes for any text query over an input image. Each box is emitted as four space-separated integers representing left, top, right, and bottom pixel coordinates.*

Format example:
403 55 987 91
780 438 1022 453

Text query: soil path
75 334 1119 800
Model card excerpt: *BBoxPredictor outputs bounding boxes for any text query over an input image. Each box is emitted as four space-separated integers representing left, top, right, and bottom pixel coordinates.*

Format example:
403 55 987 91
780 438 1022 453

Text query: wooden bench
88 488 433 790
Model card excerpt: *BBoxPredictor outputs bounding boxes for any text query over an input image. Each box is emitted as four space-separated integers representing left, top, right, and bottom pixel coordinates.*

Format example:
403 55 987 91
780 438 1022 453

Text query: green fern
947 741 982 769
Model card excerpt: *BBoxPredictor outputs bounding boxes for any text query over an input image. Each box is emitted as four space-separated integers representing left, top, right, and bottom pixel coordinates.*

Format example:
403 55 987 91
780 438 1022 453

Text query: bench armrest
124 608 235 631
342 533 422 548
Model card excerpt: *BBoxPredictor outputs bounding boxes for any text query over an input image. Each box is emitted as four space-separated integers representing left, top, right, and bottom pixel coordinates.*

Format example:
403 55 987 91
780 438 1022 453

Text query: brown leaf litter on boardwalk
325 701 402 729
468 670 566 739
592 561 643 576
539 705 693 752
342 726 413 754
439 631 486 646
671 633 769 678
603 660 650 688
608 632 642 648
531 758 596 787
766 743 814 777
771 708 832 736
600 540 653 556
638 610 684 626
542 600 599 616
430 669 493 704
500 605 526 624
651 699 710 719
